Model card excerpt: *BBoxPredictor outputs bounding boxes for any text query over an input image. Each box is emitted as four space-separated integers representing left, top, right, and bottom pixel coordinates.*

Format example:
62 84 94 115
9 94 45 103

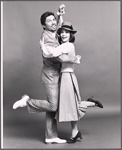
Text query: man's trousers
26 68 60 139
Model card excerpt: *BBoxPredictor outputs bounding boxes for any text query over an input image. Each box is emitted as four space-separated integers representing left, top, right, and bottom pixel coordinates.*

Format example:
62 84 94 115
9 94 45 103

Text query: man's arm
39 36 62 58
40 37 81 63
57 4 65 27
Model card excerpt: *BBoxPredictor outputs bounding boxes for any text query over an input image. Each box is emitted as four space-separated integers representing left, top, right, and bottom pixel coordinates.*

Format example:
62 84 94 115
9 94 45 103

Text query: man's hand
57 4 65 16
39 36 44 49
74 55 82 64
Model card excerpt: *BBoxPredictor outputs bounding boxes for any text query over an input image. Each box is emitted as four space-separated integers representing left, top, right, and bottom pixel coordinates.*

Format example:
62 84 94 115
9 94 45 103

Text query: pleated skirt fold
56 72 82 122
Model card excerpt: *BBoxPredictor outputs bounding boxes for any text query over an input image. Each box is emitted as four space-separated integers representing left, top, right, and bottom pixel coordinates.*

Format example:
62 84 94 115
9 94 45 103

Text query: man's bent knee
50 104 58 111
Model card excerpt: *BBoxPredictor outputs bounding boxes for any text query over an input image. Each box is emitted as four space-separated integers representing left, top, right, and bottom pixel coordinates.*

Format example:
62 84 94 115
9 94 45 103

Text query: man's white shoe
13 95 30 109
45 137 67 144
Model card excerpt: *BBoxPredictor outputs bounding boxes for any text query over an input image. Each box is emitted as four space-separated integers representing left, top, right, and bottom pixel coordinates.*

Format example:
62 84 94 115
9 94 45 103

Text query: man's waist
43 64 61 71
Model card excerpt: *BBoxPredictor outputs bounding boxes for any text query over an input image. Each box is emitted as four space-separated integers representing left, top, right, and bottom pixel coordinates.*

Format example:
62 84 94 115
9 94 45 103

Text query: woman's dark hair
58 31 75 44
40 11 56 26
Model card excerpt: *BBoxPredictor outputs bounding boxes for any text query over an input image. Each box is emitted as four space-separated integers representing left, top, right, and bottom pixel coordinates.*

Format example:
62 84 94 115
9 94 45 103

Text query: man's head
40 11 57 32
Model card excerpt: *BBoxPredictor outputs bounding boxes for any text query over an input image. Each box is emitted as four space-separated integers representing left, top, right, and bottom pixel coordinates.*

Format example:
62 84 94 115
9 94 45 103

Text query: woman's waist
61 63 74 72
61 67 74 73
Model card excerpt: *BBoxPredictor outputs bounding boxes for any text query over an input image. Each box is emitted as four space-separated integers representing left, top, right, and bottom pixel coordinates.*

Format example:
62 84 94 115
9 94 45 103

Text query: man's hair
58 32 75 44
40 11 56 26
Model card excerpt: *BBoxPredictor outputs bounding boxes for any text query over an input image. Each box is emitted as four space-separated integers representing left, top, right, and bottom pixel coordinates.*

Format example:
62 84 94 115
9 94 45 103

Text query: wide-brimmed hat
57 21 77 35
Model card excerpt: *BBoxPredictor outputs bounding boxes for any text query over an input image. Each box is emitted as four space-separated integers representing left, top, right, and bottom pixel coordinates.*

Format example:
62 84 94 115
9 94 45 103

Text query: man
13 5 80 144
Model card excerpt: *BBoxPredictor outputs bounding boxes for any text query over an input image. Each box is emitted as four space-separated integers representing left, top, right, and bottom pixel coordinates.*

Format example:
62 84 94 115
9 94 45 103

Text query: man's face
44 15 57 32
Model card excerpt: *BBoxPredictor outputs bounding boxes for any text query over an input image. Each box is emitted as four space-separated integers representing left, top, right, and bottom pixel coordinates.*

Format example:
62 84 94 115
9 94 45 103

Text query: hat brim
57 27 77 35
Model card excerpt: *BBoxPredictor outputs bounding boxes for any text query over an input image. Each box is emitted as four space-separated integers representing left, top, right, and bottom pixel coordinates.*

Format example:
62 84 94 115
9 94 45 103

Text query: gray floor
3 109 121 149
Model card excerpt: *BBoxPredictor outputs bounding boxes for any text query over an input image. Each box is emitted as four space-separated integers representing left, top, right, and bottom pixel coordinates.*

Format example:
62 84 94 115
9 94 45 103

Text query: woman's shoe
68 131 82 143
87 98 103 108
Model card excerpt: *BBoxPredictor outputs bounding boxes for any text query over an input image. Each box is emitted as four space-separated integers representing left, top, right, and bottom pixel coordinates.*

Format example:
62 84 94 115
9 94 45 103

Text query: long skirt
56 72 84 122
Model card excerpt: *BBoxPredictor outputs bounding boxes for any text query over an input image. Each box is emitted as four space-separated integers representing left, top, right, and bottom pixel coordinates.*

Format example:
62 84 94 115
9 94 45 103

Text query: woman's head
58 29 75 44
57 21 77 44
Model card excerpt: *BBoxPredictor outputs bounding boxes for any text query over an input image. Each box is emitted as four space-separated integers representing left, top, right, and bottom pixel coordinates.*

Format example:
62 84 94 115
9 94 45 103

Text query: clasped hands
57 4 65 16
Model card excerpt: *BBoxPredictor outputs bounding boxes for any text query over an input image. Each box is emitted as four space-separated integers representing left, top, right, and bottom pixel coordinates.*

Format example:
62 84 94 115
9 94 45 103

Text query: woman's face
60 29 70 43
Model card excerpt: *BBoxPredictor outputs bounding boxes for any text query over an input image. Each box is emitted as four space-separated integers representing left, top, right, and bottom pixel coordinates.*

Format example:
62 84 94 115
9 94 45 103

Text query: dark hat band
61 25 73 30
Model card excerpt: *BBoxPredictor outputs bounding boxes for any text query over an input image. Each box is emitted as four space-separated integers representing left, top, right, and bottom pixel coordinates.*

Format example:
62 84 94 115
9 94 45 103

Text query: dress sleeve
41 42 80 64
56 44 80 64
57 54 78 63
41 42 72 58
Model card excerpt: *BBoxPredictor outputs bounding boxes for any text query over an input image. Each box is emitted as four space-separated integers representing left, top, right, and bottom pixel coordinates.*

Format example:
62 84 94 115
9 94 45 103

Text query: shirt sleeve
41 44 62 58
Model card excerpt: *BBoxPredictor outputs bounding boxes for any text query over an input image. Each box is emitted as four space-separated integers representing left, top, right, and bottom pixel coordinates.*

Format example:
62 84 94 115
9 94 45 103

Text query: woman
40 21 103 143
